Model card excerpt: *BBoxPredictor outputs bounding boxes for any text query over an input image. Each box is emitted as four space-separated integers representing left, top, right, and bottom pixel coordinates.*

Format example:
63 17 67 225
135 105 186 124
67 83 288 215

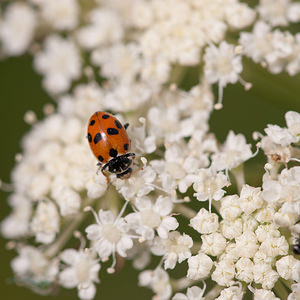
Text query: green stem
273 279 290 300
212 200 221 213
231 165 245 193
175 204 197 219
44 196 98 258
191 242 202 255
205 285 223 300
169 65 187 87
44 209 87 258
106 186 124 217
171 277 198 292
280 278 293 293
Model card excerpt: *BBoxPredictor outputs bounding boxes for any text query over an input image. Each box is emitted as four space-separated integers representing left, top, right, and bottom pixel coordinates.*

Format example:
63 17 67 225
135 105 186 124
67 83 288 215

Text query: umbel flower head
1 0 300 299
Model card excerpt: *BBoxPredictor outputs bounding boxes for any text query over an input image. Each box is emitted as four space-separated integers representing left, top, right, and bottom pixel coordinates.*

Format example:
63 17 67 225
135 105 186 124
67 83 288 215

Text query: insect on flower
87 111 135 180
293 237 300 255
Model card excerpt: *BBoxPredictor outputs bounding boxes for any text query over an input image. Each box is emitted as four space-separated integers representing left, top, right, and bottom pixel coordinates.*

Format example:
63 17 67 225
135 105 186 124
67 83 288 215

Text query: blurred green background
0 52 300 300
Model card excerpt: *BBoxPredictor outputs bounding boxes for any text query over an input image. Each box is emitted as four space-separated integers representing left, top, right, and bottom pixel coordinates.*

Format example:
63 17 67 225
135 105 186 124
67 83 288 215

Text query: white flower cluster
188 182 299 292
1 0 300 300
240 21 300 75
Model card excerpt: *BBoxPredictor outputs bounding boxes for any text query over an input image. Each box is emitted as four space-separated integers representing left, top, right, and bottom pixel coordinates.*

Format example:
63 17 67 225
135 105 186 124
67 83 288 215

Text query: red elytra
87 111 135 180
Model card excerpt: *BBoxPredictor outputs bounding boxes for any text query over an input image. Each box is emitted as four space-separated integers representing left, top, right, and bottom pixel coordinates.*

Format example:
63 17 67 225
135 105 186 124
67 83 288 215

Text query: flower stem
205 285 223 300
191 242 202 254
231 165 245 193
175 204 196 219
44 197 96 258
273 279 290 299
171 277 197 292
44 210 87 258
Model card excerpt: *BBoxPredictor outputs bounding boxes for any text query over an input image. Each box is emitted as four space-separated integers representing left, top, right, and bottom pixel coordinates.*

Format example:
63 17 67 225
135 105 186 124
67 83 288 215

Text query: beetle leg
124 123 129 130
125 152 135 159
101 164 110 183
101 169 110 183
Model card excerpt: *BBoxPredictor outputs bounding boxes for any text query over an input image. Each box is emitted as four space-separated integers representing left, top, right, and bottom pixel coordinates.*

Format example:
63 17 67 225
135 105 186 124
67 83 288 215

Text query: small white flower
92 43 142 84
225 3 256 29
193 169 229 206
12 246 58 283
153 232 193 270
1 194 32 238
220 195 242 221
139 268 171 300
235 258 254 283
59 249 100 300
266 30 295 74
241 215 259 234
204 42 242 88
253 263 279 289
172 285 206 300
239 185 263 215
258 0 290 27
220 218 243 240
85 209 133 261
279 167 300 203
39 0 78 30
274 206 299 227
235 231 259 258
239 21 273 63
212 131 252 171
187 253 213 280
114 165 156 200
140 56 171 87
215 283 244 300
265 124 297 147
288 283 300 300
0 3 36 55
253 250 274 265
241 215 258 233
130 1 153 29
249 287 280 300
34 35 81 94
190 208 219 234
255 205 276 223
77 8 123 49
58 83 104 120
125 196 178 240
201 232 227 256
85 171 108 200
30 200 59 244
255 224 280 243
56 188 81 216
219 243 239 263
276 255 300 282
262 175 282 204
103 82 152 113
130 117 156 155
211 259 235 286
287 3 300 23
285 111 300 139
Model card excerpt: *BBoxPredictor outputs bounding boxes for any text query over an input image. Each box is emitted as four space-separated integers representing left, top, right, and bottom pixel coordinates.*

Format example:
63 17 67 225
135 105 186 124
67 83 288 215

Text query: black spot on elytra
109 148 118 157
89 120 95 126
115 120 122 129
98 155 104 162
107 128 119 135
94 133 102 144
88 133 92 143
124 143 129 151
102 114 110 119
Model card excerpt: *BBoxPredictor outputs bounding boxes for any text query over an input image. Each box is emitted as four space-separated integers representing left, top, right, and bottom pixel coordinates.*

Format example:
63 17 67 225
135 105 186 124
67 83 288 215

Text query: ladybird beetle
293 237 300 255
87 111 135 180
